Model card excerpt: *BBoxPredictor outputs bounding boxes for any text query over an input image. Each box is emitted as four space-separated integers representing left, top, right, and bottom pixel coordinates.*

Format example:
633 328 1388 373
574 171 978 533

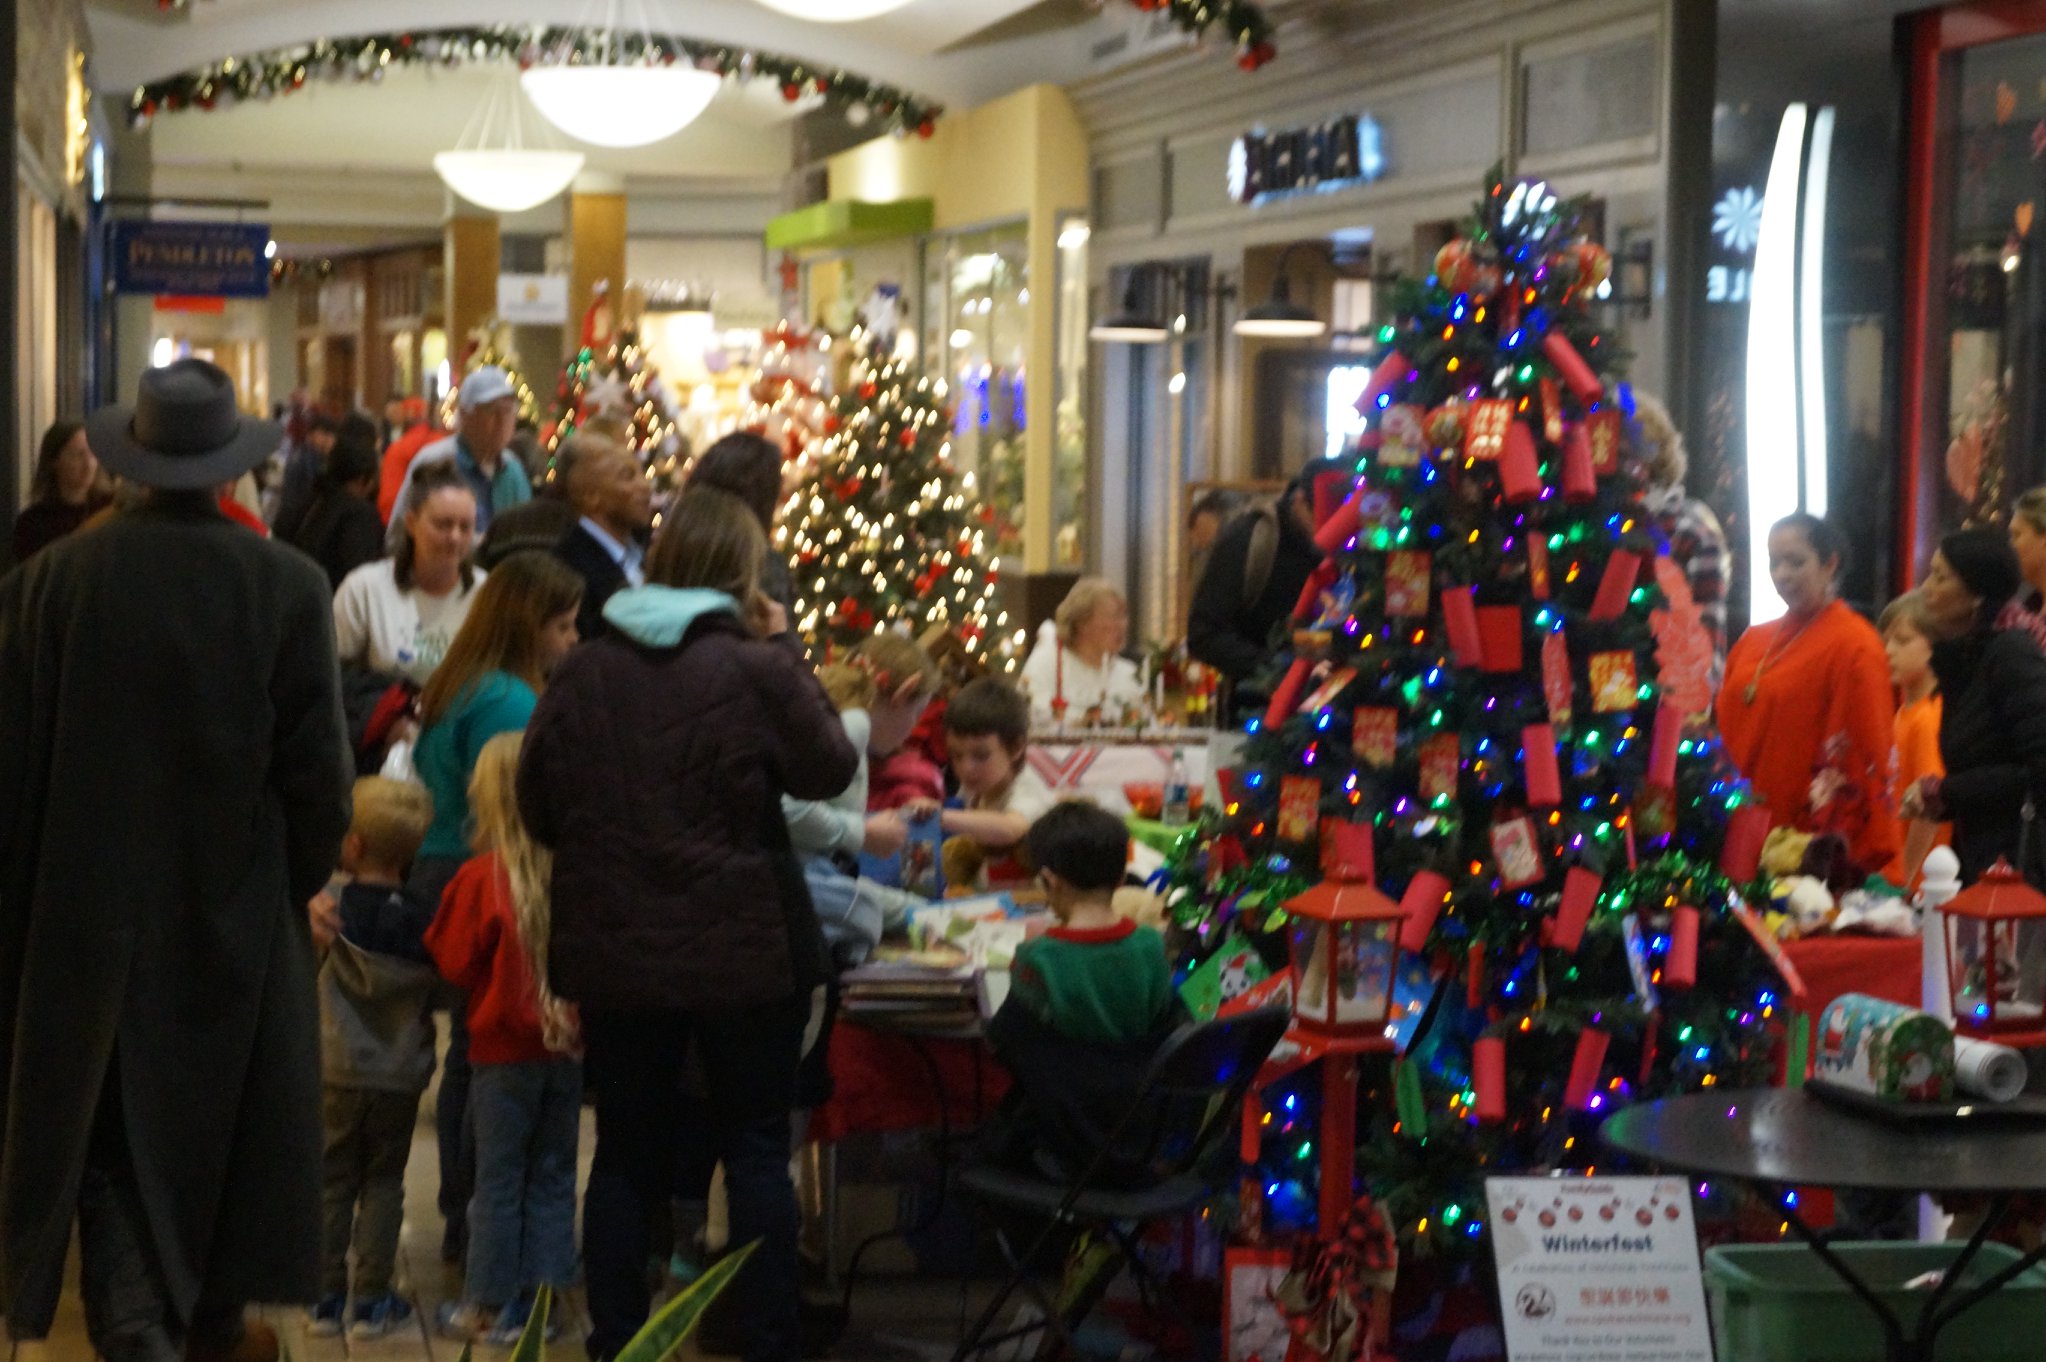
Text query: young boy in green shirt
986 803 1181 1181
1005 801 1175 1043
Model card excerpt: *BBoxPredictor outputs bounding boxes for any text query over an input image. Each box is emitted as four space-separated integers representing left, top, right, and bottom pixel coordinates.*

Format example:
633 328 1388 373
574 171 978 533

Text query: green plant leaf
510 1284 551 1362
453 1345 474 1362
614 1241 759 1362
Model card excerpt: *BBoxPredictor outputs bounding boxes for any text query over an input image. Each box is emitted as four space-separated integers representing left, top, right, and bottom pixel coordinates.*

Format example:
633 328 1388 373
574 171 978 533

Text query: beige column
444 209 500 363
567 172 628 335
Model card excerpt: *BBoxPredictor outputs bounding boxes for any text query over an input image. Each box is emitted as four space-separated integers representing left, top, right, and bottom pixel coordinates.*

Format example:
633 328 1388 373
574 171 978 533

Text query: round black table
1604 1088 2046 1362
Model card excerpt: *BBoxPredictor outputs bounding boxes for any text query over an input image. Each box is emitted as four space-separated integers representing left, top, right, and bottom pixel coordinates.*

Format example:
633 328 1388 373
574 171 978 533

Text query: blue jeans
581 1001 807 1362
465 1057 582 1307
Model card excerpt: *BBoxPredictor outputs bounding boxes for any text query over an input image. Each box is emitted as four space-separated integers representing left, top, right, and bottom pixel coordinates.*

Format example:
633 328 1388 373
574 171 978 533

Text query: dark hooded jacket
518 586 857 1011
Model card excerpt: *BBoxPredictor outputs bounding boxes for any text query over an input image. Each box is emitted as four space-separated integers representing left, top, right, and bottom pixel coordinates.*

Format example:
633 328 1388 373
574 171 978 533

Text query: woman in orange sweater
425 732 580 1346
1715 514 1901 879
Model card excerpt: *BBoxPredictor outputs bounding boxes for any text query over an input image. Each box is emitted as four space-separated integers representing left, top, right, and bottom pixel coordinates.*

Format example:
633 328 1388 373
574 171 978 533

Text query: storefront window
939 224 1030 562
1919 28 2046 538
1053 217 1090 568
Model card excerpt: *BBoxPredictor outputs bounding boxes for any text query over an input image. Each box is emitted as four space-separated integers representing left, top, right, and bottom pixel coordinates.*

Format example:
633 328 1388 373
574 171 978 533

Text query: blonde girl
423 731 580 1345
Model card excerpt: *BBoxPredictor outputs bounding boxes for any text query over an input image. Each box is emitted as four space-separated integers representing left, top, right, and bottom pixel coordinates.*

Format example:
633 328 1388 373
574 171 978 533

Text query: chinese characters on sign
1484 1176 1714 1362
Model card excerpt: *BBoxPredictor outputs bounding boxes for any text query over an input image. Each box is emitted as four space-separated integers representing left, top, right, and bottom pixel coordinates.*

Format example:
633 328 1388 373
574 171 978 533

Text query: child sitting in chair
985 803 1182 1181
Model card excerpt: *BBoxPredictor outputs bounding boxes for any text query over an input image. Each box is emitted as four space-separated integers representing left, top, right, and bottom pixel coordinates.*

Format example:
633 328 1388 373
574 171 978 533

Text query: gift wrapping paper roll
1812 993 1956 1102
1954 1036 2028 1103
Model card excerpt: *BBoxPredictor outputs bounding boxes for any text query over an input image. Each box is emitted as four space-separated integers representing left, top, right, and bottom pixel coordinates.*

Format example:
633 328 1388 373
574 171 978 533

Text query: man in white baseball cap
384 366 531 550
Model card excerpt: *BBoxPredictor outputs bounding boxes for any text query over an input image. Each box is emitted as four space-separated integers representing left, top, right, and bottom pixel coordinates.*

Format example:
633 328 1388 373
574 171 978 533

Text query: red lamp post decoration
1941 860 2046 1047
1282 872 1404 1235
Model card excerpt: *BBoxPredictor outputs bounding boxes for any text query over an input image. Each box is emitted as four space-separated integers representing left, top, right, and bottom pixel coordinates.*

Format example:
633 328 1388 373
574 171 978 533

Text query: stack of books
840 947 981 1034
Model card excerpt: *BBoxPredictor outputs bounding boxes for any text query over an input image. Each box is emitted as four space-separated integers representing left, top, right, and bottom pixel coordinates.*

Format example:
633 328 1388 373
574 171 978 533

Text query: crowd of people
0 359 1185 1362
15 345 2046 1362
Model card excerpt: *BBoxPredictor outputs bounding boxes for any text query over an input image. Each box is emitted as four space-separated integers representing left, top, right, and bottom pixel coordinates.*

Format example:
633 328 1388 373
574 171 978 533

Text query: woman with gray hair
1019 576 1144 722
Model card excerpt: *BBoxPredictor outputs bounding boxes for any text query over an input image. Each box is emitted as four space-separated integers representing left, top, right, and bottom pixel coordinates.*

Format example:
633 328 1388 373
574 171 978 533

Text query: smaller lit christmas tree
787 353 1012 665
443 320 541 428
544 285 687 493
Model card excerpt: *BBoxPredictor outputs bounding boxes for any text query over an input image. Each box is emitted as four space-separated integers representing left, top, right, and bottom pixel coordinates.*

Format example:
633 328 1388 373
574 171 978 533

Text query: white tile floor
17 1093 995 1362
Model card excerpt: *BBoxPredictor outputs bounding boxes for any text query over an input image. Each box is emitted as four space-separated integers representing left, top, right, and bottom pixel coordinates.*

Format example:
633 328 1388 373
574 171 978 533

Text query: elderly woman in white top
1020 576 1145 723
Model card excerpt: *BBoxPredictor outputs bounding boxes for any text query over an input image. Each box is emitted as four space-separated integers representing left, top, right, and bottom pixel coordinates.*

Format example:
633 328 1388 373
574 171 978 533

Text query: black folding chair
948 1004 1291 1362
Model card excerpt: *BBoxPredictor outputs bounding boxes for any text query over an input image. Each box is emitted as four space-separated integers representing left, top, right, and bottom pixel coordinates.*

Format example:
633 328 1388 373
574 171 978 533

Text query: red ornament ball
782 82 802 102
1434 239 1502 298
916 118 936 139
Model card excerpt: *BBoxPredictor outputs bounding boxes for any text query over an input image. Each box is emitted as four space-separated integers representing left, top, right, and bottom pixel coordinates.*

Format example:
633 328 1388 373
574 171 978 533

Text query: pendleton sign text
112 222 271 298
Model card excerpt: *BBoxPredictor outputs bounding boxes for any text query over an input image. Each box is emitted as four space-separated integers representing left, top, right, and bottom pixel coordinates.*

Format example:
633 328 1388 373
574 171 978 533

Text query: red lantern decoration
1397 870 1450 953
1473 1036 1507 1122
1941 861 2046 1046
1564 1027 1612 1111
1284 876 1404 1051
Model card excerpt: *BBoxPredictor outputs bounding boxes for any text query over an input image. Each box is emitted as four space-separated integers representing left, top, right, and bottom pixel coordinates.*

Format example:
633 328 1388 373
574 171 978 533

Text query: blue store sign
111 221 270 298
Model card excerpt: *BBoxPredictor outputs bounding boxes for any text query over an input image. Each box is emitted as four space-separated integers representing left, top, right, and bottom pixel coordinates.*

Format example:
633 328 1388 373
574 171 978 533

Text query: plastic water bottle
1163 749 1191 824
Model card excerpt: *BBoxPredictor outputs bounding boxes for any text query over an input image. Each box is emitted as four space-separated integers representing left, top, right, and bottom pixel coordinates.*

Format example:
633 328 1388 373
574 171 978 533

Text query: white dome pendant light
751 0 914 22
434 70 584 214
522 0 724 148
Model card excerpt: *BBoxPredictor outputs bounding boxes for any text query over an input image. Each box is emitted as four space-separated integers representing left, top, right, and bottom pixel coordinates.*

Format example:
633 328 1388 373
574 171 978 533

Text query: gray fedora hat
86 359 283 491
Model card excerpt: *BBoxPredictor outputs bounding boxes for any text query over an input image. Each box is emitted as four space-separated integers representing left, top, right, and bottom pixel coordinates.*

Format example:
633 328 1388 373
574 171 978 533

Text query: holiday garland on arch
125 26 945 135
1161 169 1790 1260
127 1 1278 129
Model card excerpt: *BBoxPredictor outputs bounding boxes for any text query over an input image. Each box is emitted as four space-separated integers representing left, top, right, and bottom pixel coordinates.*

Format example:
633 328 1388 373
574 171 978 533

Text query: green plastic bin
1705 1241 2046 1362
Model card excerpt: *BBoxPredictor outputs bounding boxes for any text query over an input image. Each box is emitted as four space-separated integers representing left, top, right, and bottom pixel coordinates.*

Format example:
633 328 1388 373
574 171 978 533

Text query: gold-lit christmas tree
787 353 1012 664
443 321 541 428
543 326 688 493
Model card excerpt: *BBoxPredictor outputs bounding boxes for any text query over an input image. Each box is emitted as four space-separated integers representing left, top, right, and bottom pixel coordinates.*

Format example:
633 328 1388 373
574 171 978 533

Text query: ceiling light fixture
751 0 914 21
522 0 724 148
1235 242 1328 338
434 71 585 213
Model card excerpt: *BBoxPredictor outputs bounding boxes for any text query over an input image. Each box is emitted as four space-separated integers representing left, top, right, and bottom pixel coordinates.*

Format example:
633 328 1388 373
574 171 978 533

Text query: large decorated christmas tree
1168 173 1788 1261
785 352 1010 664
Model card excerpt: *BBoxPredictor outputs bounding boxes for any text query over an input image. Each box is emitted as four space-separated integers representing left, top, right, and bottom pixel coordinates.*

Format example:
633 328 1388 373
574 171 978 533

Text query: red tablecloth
1782 934 1923 1019
1778 934 1923 1230
807 1020 1011 1145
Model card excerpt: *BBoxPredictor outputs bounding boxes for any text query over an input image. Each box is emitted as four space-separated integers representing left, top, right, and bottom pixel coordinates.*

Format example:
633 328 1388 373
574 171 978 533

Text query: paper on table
1954 1036 2029 1103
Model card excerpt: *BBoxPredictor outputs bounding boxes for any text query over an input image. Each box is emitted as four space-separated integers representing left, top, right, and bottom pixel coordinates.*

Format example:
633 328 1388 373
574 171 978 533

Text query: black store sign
1227 113 1385 205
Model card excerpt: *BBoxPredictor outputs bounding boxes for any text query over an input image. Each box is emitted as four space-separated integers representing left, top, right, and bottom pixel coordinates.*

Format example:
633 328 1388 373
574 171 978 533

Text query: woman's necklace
1743 605 1823 705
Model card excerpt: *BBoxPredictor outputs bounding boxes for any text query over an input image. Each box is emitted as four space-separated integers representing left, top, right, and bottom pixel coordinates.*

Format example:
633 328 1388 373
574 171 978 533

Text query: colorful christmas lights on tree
1166 170 1787 1260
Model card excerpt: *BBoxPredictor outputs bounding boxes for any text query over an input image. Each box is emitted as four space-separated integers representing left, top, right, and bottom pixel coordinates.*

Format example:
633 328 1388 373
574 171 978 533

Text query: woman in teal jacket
409 549 582 1261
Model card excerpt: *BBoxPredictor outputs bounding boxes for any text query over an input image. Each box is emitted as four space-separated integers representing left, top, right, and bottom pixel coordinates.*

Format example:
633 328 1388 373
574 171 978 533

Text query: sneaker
348 1293 414 1341
305 1295 344 1339
485 1297 531 1348
436 1301 493 1342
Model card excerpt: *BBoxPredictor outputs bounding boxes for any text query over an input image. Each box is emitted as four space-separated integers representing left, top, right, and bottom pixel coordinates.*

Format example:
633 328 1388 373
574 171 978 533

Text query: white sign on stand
1484 1176 1714 1362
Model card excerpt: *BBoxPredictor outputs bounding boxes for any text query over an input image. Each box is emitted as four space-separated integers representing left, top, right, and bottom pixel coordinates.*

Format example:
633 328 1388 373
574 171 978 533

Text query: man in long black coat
0 360 351 1362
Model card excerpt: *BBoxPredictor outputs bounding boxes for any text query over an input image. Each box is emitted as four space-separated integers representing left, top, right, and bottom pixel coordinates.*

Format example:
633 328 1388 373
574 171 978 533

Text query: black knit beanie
1939 527 2021 609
